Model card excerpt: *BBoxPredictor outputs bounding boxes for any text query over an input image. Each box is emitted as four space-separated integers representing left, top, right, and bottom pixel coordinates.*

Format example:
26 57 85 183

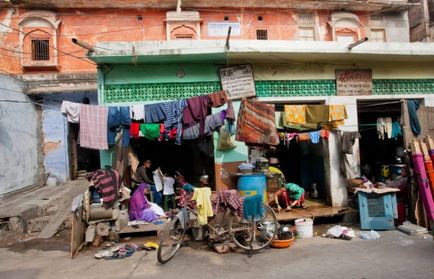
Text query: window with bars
298 27 316 41
31 39 50 61
370 28 386 42
256 29 268 40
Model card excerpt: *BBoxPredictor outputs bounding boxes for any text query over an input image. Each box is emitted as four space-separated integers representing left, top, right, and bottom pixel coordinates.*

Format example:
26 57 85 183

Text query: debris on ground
358 230 381 240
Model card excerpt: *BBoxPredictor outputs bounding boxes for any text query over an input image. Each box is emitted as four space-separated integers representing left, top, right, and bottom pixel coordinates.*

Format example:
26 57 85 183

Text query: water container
295 218 313 238
237 174 267 202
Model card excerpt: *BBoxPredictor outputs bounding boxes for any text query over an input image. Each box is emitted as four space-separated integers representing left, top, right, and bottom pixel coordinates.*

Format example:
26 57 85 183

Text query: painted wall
41 92 97 183
0 75 39 195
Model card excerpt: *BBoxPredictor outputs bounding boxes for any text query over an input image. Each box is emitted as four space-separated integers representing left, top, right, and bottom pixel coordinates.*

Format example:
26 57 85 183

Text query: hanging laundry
144 103 166 123
407 100 421 136
391 121 402 140
384 117 393 139
275 111 284 129
183 112 224 140
236 98 279 146
320 129 330 139
108 106 131 147
140 124 161 140
286 132 298 142
61 101 80 123
377 117 386 140
309 131 321 144
183 95 210 136
130 105 145 121
298 133 309 142
306 105 329 123
192 187 213 225
283 105 307 125
328 105 348 122
226 100 236 121
130 122 140 138
341 131 361 154
79 104 108 150
162 99 187 145
208 90 228 108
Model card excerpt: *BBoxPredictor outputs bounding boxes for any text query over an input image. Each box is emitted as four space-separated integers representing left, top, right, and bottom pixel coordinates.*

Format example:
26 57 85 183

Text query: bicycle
157 202 278 264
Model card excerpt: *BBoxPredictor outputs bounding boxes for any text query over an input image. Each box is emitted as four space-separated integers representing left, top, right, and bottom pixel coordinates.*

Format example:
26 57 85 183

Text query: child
274 182 307 212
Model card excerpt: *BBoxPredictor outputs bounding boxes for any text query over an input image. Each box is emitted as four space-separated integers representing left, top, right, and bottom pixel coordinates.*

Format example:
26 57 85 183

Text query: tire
230 203 278 252
157 216 186 264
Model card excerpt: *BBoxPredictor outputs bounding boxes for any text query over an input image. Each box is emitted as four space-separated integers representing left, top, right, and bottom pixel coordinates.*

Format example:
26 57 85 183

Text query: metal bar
348 37 369 50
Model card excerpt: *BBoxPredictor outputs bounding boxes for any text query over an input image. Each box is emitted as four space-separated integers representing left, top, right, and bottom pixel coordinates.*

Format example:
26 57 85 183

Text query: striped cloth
162 99 187 145
236 98 279 145
79 104 108 150
87 168 122 208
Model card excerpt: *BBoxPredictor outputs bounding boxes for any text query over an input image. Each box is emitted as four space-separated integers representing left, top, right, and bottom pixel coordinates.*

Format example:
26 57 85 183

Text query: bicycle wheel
157 216 186 264
229 203 278 252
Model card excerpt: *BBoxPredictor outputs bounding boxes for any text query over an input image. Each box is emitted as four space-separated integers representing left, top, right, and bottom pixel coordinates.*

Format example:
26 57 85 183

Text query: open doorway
130 137 216 189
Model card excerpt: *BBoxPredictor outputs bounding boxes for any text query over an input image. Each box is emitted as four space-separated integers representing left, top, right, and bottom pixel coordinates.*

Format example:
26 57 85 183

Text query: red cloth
183 95 210 136
208 90 228 108
320 129 329 139
130 122 140 138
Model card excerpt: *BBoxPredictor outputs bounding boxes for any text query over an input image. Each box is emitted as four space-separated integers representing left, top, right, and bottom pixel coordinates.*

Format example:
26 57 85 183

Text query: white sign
208 22 241 37
220 64 256 100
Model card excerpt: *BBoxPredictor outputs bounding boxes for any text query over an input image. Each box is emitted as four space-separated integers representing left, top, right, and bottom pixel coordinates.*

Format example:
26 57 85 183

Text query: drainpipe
347 37 368 50
71 38 94 53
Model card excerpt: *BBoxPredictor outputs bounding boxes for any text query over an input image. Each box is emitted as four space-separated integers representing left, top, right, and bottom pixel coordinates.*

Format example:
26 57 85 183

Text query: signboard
219 64 256 100
208 22 241 37
336 69 372 96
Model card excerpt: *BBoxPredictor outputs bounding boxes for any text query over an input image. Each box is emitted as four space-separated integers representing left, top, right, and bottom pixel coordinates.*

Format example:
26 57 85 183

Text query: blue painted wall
41 92 97 182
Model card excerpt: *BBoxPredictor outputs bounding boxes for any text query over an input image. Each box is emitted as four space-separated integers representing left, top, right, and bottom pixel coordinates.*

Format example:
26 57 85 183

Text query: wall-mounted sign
219 64 256 100
208 22 241 37
336 69 373 96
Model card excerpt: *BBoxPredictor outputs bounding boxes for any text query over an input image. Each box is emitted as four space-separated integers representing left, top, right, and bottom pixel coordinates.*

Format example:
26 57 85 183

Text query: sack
217 125 236 151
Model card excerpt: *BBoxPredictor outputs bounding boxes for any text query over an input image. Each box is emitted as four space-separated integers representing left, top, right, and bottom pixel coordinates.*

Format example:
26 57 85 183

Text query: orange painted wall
0 8 371 75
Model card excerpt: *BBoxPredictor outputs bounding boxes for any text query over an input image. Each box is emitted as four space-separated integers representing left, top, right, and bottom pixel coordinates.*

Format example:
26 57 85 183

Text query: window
298 27 315 41
370 28 386 42
224 16 229 21
298 13 315 25
256 29 268 40
258 15 263 21
31 39 50 61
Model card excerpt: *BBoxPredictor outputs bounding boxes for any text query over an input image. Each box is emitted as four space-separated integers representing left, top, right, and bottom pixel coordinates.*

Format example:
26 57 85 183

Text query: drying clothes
407 100 421 136
208 90 228 108
183 112 224 140
275 111 284 129
309 131 321 144
298 133 309 142
213 190 244 217
86 168 122 208
320 129 330 139
183 95 210 136
79 104 108 150
306 105 329 123
341 131 361 154
226 100 236 121
328 105 348 122
130 105 145 121
61 101 80 123
236 98 280 145
140 124 160 140
391 121 402 140
192 187 213 225
144 103 166 124
107 106 131 147
284 105 307 125
286 133 298 142
130 122 140 138
162 99 187 145
377 117 386 140
384 117 393 139
177 189 195 209
243 194 263 221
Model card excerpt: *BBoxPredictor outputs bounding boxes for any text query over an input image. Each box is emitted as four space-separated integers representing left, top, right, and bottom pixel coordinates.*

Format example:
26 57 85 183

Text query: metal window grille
31 40 50 61
256 29 268 40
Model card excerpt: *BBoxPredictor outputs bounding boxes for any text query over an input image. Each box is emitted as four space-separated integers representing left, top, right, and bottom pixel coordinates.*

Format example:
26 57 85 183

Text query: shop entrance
130 137 216 189
357 100 405 182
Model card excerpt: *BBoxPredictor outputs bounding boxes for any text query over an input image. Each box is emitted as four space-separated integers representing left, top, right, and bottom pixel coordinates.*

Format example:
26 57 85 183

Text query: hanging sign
336 69 372 96
219 64 256 100
208 22 241 37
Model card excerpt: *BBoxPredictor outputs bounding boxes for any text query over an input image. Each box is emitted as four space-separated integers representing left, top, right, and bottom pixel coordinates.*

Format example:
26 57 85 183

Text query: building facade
1 1 434 205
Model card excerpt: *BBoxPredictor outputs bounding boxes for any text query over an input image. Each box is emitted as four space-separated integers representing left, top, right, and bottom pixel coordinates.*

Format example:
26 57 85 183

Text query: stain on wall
0 74 39 195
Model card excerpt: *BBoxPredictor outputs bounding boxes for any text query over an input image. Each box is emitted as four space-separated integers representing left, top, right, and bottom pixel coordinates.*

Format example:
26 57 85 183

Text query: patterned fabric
208 90 228 108
213 190 244 217
177 189 195 209
162 99 187 145
79 104 108 150
329 105 347 122
284 105 307 125
407 100 421 136
183 95 210 137
285 183 305 201
236 98 279 145
86 168 122 208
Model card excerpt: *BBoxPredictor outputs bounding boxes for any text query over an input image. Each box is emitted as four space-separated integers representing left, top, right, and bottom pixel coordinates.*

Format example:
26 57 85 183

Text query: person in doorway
386 167 409 224
274 182 307 212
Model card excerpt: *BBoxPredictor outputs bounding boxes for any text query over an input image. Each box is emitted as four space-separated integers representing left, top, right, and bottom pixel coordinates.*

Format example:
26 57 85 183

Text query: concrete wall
41 92 97 183
0 75 39 195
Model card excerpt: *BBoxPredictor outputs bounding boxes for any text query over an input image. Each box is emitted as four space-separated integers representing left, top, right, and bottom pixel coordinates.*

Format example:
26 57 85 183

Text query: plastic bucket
237 174 267 202
295 218 313 238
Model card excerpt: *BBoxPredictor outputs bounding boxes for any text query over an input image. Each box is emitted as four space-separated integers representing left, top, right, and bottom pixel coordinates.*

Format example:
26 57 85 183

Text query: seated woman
129 183 166 222
273 183 307 212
